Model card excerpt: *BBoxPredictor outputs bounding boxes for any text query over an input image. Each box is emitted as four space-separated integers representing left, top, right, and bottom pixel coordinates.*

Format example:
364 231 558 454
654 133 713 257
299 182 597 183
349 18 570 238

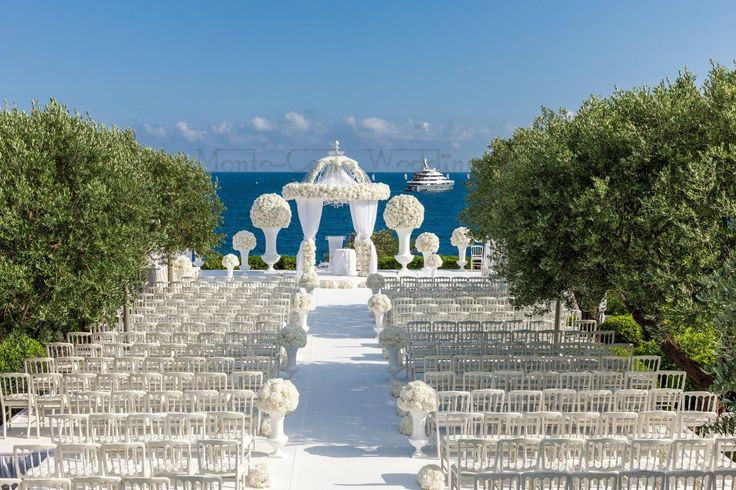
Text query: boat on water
405 159 455 192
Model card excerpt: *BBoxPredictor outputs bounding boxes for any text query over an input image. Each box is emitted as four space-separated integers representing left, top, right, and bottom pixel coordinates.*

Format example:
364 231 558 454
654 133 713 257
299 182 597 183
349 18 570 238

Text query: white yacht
405 159 455 192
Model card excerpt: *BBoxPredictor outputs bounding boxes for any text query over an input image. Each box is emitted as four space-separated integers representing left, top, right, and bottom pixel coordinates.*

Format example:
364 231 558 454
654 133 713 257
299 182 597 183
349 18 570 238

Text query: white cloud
175 121 207 142
284 112 309 132
344 115 357 127
143 123 167 138
360 117 397 138
211 122 235 136
251 116 276 132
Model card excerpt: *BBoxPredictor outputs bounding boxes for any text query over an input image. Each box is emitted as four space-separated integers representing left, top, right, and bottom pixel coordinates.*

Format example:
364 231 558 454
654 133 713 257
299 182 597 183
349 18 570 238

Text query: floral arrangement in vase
250 193 292 229
426 253 443 277
378 325 407 350
277 324 308 349
383 194 424 230
293 290 316 312
415 232 439 254
258 378 300 414
398 380 438 412
450 226 472 270
221 253 239 278
282 182 391 201
367 293 392 314
232 230 257 271
247 463 272 488
417 464 445 490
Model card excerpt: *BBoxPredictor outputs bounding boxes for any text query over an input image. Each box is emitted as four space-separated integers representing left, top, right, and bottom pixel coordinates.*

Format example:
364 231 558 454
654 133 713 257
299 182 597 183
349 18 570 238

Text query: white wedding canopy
282 141 390 278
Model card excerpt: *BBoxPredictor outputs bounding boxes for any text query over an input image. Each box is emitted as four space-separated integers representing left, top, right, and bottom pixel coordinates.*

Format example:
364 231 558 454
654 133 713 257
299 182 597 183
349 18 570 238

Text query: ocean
212 172 469 257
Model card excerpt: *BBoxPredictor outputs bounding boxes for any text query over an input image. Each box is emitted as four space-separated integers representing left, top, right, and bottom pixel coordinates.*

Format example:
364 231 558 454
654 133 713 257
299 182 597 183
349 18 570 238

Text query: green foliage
376 255 460 270
601 315 643 345
0 329 46 373
346 229 398 258
202 253 296 271
0 100 223 338
463 63 736 389
605 291 629 316
674 326 718 369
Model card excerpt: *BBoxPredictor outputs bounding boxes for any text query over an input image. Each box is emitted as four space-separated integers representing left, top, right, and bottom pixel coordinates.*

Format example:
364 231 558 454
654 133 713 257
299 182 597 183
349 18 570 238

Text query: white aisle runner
260 288 426 489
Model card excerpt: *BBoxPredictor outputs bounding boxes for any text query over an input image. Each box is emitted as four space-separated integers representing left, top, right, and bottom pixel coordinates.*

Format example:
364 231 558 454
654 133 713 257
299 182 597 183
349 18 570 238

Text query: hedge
203 253 462 271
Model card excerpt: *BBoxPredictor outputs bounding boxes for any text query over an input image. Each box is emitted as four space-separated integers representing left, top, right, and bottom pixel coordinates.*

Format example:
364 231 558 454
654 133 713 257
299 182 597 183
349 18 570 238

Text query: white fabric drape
349 200 379 274
295 198 324 275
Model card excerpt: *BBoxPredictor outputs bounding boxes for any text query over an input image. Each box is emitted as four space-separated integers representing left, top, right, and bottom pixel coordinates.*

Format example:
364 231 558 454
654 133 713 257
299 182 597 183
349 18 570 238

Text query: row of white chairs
429 410 719 445
466 469 736 490
446 438 736 489
22 355 279 376
0 475 225 490
421 370 686 392
425 387 715 414
9 440 248 487
416 355 661 375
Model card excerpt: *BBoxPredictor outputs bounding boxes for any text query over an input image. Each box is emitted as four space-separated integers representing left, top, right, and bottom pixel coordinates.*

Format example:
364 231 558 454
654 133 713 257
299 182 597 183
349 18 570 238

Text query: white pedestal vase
226 267 234 279
266 411 288 457
387 347 401 378
285 346 299 377
373 311 385 337
408 410 429 457
421 252 431 272
236 249 252 272
428 267 438 278
394 227 414 273
261 227 282 272
370 285 381 295
456 244 468 270
296 310 309 332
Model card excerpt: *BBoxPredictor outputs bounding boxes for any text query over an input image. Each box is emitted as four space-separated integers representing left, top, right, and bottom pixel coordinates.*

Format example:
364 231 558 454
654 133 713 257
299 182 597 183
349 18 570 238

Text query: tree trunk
631 310 714 390
167 254 174 284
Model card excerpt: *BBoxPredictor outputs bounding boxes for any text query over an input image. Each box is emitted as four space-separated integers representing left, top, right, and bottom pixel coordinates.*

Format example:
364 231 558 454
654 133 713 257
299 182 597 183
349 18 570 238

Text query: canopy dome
282 141 390 204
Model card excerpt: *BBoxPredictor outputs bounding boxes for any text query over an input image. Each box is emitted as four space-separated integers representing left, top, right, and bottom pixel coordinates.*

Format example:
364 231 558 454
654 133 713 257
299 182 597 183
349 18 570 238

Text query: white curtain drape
295 198 324 275
349 199 379 274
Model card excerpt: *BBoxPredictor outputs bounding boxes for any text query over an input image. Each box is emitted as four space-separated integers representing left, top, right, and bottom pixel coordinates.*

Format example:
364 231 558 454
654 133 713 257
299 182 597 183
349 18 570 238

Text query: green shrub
605 291 629 316
601 315 643 345
202 253 296 271
674 326 718 368
0 329 46 373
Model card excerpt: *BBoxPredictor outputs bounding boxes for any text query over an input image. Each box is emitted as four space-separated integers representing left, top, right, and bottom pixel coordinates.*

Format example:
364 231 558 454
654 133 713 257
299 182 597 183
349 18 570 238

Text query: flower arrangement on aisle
172 255 195 280
398 380 438 457
451 226 472 270
232 230 257 271
301 238 316 271
384 195 425 272
417 464 445 490
277 324 307 376
300 270 319 292
250 193 291 271
426 253 443 277
247 463 273 488
379 325 407 377
292 289 316 331
322 280 355 289
258 378 300 457
383 195 425 230
366 273 385 294
399 414 413 436
367 293 392 336
221 253 239 278
390 380 406 398
398 380 438 412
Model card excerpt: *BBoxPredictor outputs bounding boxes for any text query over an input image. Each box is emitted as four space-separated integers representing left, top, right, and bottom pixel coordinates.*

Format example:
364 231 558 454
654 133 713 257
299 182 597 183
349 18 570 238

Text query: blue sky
2 1 735 172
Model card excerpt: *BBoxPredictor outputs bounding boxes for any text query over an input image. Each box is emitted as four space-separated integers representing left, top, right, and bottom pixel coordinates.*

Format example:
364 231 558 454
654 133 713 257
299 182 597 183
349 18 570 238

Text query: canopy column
349 199 379 275
295 197 324 278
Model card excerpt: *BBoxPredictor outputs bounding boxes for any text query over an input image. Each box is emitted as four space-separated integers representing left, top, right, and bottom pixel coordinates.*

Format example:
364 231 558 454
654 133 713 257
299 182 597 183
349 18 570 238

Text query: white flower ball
257 378 300 413
367 293 392 314
247 463 272 488
383 194 425 230
426 253 443 269
250 193 292 229
232 230 257 251
417 464 445 490
450 226 472 247
398 380 438 412
222 253 239 269
415 232 440 254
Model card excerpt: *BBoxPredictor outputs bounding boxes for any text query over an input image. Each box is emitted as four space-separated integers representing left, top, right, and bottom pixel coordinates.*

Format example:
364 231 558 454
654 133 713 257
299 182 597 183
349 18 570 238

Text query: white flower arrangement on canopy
281 141 391 279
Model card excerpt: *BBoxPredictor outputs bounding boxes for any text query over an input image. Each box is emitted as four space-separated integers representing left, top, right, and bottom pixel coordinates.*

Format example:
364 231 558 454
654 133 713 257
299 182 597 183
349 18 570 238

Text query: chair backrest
120 478 170 490
169 476 223 490
629 439 671 471
56 443 102 477
569 471 618 490
13 444 57 478
20 479 71 490
50 414 90 444
100 443 147 477
582 437 629 470
497 438 541 471
520 471 569 490
618 470 666 490
669 438 713 470
70 476 121 490
473 472 521 490
664 470 711 490
538 438 584 471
